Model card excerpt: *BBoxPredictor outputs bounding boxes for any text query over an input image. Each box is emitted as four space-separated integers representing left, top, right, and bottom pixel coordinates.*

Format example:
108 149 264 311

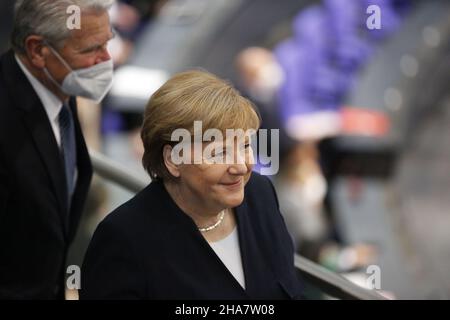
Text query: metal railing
90 149 387 300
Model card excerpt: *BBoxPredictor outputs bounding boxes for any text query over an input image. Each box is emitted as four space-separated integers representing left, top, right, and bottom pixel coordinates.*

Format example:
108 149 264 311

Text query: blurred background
1 0 449 299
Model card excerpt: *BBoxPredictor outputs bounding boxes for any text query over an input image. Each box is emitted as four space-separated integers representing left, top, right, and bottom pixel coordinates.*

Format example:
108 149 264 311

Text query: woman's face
176 138 254 212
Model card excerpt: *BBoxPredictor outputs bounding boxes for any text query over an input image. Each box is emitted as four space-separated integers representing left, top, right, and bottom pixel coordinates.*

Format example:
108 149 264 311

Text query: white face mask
44 44 114 103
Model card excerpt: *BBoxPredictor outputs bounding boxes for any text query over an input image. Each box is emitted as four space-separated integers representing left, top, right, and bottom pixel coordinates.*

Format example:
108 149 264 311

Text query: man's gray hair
11 0 115 53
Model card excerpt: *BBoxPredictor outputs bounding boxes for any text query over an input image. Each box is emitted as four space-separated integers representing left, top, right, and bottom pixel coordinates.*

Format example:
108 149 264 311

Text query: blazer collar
151 179 279 298
2 50 70 237
234 198 281 298
14 54 63 125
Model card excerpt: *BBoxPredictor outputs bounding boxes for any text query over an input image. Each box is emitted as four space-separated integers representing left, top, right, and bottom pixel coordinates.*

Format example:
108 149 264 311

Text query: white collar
14 54 63 122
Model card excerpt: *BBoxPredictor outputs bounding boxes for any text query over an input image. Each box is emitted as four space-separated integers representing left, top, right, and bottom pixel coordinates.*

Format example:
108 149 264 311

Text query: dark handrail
90 150 387 300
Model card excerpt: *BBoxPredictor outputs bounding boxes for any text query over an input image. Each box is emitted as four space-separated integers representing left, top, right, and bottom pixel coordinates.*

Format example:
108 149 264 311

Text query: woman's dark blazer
80 172 303 299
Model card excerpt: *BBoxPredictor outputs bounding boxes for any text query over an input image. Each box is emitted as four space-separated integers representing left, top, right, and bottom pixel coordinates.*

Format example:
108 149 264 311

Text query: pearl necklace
198 210 226 232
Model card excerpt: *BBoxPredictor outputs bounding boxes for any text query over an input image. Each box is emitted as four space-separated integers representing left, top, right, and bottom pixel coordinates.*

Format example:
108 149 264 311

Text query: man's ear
24 35 49 69
163 145 181 178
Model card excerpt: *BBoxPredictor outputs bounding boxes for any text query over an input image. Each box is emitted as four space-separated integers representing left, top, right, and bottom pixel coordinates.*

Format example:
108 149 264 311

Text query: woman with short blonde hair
141 70 260 181
81 70 303 300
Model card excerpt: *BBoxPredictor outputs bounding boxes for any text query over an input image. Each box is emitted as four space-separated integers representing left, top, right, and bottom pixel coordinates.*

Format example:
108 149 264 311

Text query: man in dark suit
0 0 115 299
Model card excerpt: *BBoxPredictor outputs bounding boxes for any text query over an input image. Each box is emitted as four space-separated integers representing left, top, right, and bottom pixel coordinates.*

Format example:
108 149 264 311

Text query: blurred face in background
236 46 284 101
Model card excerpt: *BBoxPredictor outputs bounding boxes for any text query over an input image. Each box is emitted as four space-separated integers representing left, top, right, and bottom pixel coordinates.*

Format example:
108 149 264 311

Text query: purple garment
274 0 407 136
274 39 314 124
363 0 402 40
324 0 373 71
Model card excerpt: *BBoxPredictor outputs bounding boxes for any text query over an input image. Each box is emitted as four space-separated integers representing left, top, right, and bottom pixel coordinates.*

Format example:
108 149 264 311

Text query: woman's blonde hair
141 69 261 181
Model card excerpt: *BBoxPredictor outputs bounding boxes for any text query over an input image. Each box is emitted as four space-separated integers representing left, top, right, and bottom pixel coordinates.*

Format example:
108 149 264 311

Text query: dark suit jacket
80 172 303 299
0 50 93 299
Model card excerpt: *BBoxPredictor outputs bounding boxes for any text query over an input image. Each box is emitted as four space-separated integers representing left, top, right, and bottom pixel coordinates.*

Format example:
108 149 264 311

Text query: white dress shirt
15 55 63 147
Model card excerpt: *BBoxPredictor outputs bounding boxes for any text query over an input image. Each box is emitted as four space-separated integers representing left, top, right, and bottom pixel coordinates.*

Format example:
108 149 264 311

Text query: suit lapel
235 200 259 296
67 96 93 241
157 182 249 298
22 106 69 229
235 197 280 299
2 50 69 238
195 221 250 297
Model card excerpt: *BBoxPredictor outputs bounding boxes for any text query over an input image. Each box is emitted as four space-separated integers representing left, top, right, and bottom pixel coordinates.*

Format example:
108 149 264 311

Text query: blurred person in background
107 0 167 66
235 47 296 165
275 141 377 272
103 0 167 172
0 0 115 299
235 46 376 273
80 70 303 299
